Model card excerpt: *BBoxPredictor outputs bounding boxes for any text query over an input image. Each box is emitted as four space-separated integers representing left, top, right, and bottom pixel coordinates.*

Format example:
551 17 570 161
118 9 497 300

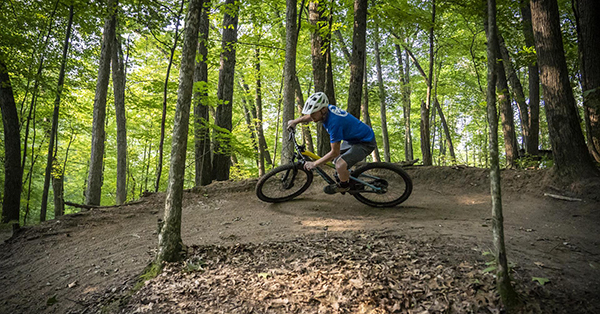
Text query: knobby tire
255 163 313 203
351 162 413 208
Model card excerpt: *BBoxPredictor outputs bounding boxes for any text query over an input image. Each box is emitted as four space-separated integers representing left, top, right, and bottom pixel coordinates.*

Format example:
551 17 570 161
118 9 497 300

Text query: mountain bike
255 128 413 207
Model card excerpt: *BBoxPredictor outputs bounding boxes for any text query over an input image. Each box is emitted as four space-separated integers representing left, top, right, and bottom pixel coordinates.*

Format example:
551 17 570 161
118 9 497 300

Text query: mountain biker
287 92 377 194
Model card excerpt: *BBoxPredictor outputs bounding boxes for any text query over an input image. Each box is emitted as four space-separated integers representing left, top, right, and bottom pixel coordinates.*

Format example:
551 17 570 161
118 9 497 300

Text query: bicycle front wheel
256 163 313 203
351 162 412 208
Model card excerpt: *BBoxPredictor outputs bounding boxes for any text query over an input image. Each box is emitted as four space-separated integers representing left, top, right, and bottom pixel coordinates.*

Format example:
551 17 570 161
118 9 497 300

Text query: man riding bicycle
287 92 377 194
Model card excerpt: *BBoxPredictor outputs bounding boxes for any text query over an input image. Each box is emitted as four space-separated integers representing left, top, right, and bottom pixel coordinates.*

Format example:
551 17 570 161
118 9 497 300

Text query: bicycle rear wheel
351 162 412 207
256 163 313 203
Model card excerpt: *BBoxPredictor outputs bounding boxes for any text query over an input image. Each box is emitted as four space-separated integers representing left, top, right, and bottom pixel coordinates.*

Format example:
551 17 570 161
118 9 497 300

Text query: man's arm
287 114 312 129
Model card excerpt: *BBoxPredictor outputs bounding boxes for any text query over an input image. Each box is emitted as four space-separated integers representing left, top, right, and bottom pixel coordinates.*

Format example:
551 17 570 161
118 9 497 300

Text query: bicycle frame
288 129 383 193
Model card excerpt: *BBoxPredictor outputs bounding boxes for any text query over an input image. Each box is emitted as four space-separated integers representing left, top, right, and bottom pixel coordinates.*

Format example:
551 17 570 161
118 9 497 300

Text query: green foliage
532 277 550 286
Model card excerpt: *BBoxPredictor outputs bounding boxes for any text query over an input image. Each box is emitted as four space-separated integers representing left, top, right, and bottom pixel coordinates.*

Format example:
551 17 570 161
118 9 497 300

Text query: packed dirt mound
0 166 599 314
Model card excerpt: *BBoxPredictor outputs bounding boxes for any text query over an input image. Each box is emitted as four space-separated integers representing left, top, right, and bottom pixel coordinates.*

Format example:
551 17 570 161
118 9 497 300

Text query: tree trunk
486 0 519 307
293 75 314 152
395 43 414 161
346 0 368 119
52 163 65 218
213 0 239 180
309 0 330 157
281 0 299 164
40 5 74 220
530 0 599 178
362 58 381 162
433 98 456 161
0 58 22 226
498 34 530 151
157 0 204 264
374 24 390 162
334 29 352 63
574 0 600 162
194 1 212 186
112 23 128 205
86 0 117 206
421 0 435 166
520 0 540 155
490 33 519 168
155 0 185 193
254 48 272 175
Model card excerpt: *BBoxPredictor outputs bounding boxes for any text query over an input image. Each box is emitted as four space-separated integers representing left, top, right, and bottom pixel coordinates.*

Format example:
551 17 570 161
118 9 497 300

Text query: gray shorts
334 139 377 168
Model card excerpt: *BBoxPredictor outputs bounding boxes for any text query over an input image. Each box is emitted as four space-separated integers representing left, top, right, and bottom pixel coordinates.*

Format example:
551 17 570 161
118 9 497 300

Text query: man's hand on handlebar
304 161 317 171
287 120 297 131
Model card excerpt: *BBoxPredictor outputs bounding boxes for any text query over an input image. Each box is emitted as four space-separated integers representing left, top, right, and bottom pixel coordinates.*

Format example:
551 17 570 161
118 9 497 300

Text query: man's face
310 108 325 122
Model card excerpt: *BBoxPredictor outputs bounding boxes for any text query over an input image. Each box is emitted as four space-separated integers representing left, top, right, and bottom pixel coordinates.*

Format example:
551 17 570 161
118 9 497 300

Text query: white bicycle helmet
302 92 329 114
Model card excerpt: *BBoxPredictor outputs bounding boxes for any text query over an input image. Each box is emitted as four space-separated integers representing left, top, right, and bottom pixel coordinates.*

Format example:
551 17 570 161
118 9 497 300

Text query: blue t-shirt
322 105 375 144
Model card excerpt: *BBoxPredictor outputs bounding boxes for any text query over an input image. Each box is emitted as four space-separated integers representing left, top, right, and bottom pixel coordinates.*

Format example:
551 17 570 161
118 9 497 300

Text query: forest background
1 0 598 227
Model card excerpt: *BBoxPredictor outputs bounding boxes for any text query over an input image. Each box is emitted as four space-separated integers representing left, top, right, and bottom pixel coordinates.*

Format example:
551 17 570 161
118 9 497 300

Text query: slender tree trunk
86 0 117 206
20 0 60 186
521 0 540 155
421 0 435 166
346 0 368 119
281 0 299 164
531 0 599 178
498 34 530 151
254 48 272 175
362 59 381 162
574 0 600 162
112 24 128 205
433 98 456 161
240 80 259 160
52 161 64 218
213 0 239 180
40 5 74 220
156 0 185 193
486 0 519 307
490 32 519 168
374 24 390 162
309 0 330 157
396 43 414 161
334 29 352 63
0 58 22 227
194 1 212 186
293 75 314 152
157 0 204 264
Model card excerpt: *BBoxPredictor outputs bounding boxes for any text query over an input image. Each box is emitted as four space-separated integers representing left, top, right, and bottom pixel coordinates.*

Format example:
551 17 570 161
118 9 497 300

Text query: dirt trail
0 166 599 313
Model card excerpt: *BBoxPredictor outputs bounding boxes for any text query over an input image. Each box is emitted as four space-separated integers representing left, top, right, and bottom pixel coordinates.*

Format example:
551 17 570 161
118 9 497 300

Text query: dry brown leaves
125 233 507 313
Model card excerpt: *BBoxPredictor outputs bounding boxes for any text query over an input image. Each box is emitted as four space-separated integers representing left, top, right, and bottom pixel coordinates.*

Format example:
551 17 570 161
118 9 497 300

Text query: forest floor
0 166 599 313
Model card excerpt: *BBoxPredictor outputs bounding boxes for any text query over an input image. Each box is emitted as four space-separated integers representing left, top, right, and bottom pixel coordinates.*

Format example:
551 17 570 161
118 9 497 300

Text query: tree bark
374 24 390 162
0 58 22 226
486 0 519 307
40 5 74 220
194 1 212 186
574 0 600 162
520 0 540 155
421 0 435 166
281 0 299 164
498 34 530 152
309 0 330 157
491 32 518 168
346 0 368 119
293 75 314 152
86 0 117 206
213 0 239 180
52 162 65 218
112 22 128 205
395 43 414 161
155 0 185 193
362 58 381 162
254 48 272 175
530 0 599 178
157 0 204 264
